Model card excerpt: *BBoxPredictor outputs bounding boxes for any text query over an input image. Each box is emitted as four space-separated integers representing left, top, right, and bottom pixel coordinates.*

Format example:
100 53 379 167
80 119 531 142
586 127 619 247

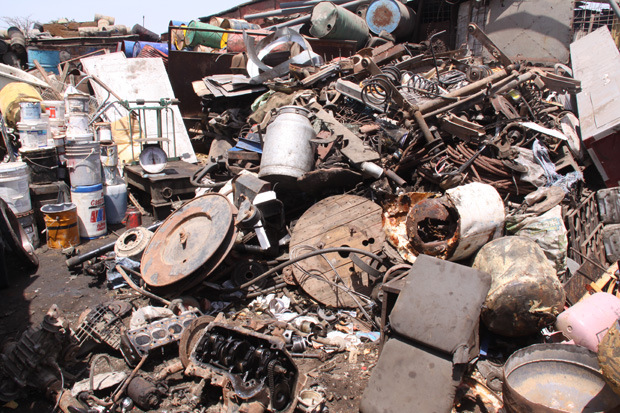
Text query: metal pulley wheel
114 227 153 261
140 193 237 289
0 197 38 270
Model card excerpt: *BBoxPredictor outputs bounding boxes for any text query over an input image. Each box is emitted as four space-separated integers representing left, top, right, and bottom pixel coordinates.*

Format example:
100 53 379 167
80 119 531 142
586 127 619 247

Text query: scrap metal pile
5 1 620 412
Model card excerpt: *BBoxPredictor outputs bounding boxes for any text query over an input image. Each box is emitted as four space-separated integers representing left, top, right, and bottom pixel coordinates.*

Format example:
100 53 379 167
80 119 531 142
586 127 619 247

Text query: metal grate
420 0 454 24
573 1 619 42
563 190 608 267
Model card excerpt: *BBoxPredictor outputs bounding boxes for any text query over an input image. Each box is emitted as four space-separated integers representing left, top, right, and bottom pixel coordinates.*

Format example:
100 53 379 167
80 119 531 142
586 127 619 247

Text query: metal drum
259 106 315 183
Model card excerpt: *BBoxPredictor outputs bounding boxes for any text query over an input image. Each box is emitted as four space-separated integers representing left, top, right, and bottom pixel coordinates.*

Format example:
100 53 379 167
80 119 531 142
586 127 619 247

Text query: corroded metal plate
141 194 236 288
290 195 385 308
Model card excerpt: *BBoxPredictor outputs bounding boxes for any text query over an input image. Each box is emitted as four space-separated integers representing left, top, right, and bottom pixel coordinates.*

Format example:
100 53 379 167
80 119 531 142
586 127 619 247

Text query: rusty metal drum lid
141 193 236 288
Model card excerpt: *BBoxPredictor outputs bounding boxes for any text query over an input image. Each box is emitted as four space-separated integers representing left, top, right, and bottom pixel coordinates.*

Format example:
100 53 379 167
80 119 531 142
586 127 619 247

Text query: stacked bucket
64 93 107 240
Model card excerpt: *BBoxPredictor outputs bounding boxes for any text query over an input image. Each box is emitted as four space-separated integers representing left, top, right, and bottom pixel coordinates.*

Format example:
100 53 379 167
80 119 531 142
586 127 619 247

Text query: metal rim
140 194 237 288
0 198 38 269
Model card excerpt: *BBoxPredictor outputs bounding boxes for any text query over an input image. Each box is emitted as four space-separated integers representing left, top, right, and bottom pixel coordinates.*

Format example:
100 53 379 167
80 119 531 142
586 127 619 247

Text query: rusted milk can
259 106 315 183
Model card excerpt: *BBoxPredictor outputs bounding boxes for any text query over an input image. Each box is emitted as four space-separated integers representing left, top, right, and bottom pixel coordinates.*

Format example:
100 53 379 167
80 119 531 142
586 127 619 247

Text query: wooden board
290 195 385 308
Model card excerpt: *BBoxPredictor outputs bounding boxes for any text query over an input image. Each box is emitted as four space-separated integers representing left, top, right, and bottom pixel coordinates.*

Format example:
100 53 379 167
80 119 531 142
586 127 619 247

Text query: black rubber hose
190 162 229 188
225 247 385 292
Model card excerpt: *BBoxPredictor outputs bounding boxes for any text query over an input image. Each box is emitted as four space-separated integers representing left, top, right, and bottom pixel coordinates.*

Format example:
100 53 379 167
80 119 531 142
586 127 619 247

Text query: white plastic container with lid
0 161 32 214
17 121 49 149
66 113 90 136
42 100 65 120
71 183 106 239
19 101 41 121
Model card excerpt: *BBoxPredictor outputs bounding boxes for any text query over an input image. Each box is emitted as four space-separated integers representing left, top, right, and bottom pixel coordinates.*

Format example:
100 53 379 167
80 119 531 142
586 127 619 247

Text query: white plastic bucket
95 122 113 143
104 182 127 224
65 93 90 115
49 119 66 137
100 143 118 167
66 113 90 135
42 100 65 120
19 101 41 121
66 132 94 143
17 121 49 149
0 161 31 214
65 141 102 187
71 183 106 239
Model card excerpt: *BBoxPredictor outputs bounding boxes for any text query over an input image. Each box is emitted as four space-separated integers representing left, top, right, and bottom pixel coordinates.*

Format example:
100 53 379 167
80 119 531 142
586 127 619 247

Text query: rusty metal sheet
290 195 385 308
464 0 573 64
141 193 236 288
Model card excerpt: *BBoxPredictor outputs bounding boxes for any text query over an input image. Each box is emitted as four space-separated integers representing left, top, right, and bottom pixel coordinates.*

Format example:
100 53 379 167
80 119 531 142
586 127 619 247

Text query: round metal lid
0 197 38 270
140 193 236 288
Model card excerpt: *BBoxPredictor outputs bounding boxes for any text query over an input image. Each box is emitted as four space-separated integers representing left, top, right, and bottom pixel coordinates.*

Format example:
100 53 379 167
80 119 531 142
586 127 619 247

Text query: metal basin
503 344 620 413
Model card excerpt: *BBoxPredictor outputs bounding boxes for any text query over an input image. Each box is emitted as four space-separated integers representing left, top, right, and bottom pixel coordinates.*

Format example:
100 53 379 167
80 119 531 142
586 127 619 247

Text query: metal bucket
310 2 370 49
503 344 620 412
100 143 118 167
65 141 102 187
366 0 414 40
259 106 315 183
185 21 227 49
41 202 80 249
94 122 112 143
66 114 90 136
19 146 59 184
65 93 90 115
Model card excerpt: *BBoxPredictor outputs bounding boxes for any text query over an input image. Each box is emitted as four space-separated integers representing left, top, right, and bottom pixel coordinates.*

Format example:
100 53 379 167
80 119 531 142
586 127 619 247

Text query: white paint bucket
95 122 113 143
0 161 31 214
66 113 90 135
49 119 65 137
66 132 94 143
16 209 39 249
65 141 102 187
71 183 106 239
43 100 65 121
104 182 127 224
65 93 90 115
100 143 118 167
17 121 49 149
19 101 41 121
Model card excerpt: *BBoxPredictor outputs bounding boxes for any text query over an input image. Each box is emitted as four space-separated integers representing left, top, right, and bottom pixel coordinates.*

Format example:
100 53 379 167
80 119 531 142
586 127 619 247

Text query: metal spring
361 74 394 108
382 66 402 84
403 73 441 97
521 83 553 127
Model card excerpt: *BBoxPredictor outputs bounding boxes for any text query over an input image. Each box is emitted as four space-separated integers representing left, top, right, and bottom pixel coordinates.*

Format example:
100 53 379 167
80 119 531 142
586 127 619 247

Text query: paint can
19 101 41 121
65 93 90 115
41 202 80 248
0 161 31 214
66 113 90 136
100 143 118 167
71 183 106 239
17 120 49 149
94 122 113 143
42 100 65 121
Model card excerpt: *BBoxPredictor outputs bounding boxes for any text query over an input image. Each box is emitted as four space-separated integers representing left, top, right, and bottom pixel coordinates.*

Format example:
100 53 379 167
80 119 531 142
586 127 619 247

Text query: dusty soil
0 223 378 412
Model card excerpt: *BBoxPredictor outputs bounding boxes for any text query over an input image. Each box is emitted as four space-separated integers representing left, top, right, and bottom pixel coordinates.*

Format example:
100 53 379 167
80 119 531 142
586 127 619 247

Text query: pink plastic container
555 292 620 352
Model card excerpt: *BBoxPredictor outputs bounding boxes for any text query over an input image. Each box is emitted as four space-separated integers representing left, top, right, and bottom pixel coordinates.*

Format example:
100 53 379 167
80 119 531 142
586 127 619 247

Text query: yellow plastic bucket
41 203 80 249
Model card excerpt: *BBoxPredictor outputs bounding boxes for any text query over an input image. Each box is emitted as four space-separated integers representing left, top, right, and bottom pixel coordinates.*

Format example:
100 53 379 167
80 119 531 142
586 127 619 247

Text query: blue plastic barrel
27 49 60 74
120 40 136 58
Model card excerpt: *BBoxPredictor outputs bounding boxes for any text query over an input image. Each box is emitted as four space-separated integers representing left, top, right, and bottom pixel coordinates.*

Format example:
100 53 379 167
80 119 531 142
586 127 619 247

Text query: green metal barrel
184 21 227 49
309 2 369 49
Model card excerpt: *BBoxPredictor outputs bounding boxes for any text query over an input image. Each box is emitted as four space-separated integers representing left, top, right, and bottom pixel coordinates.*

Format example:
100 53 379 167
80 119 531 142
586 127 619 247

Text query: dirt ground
0 222 378 412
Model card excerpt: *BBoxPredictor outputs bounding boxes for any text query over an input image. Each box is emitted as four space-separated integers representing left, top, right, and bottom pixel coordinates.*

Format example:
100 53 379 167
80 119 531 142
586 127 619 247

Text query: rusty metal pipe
418 64 519 114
